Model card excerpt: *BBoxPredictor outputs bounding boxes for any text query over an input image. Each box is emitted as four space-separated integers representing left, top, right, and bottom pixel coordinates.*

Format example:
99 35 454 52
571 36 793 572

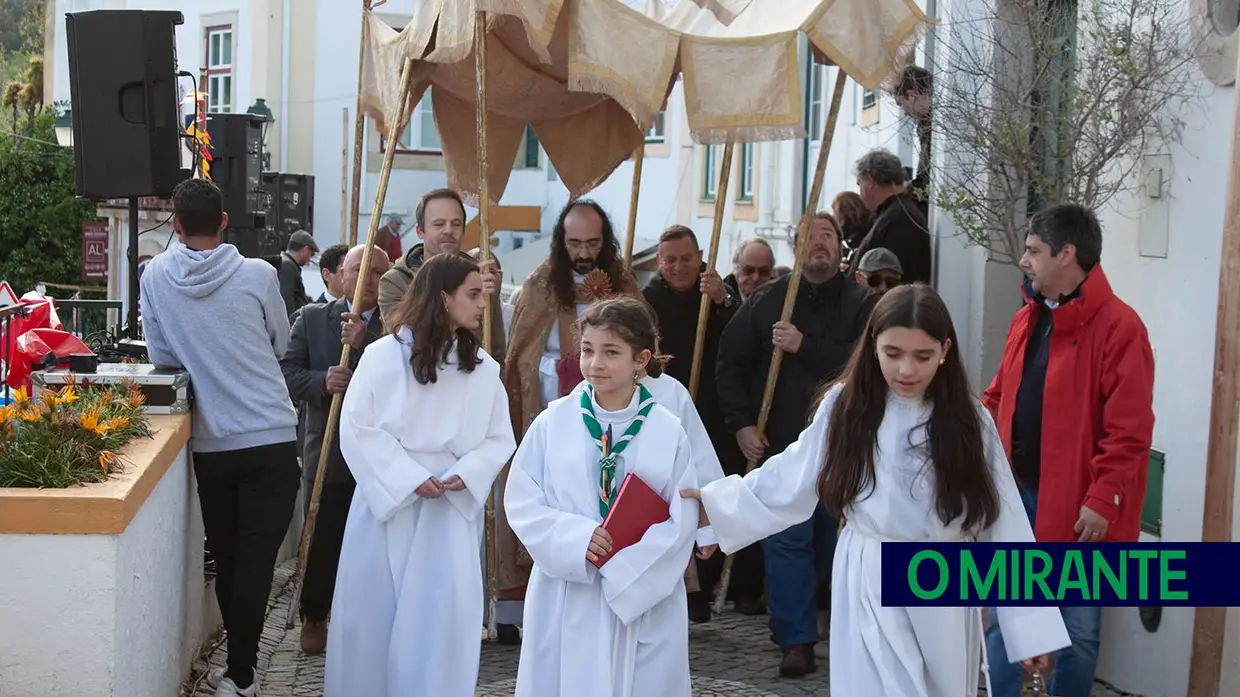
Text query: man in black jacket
279 230 318 317
846 149 932 284
716 212 876 677
279 244 391 655
642 225 767 621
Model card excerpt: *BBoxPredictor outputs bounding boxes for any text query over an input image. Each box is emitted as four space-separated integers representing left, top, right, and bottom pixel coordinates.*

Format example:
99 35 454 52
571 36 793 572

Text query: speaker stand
127 197 140 340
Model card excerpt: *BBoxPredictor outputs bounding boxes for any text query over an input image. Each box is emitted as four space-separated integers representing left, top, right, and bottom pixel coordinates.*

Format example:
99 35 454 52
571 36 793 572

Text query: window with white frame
808 65 824 139
205 26 234 113
861 88 878 111
394 94 441 153
738 143 755 201
702 145 717 200
646 110 666 143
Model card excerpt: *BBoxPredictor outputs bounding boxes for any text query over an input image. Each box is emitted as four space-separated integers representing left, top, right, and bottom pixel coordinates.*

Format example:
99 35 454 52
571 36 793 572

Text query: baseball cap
289 229 318 253
858 248 902 276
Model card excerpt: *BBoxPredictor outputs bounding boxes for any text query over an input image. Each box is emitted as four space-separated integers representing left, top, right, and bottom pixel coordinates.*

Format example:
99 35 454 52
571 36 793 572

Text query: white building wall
1089 81 1236 697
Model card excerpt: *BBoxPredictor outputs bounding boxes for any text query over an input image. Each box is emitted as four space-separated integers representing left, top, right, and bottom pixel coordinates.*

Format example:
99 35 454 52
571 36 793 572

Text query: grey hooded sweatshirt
140 242 298 453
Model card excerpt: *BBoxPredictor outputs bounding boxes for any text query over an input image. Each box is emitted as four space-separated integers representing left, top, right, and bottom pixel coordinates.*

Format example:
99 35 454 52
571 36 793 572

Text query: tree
0 109 99 295
0 0 43 55
2 54 43 139
927 0 1201 264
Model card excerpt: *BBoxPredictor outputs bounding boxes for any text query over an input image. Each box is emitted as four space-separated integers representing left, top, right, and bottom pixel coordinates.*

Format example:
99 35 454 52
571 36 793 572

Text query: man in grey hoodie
140 178 300 697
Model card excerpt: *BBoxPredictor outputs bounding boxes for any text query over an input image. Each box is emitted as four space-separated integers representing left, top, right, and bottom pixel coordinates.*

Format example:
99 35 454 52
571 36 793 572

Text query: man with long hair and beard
494 199 643 642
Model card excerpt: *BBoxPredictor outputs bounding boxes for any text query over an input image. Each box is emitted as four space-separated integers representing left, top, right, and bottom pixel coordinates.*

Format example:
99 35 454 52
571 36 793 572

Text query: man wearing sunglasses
855 247 903 296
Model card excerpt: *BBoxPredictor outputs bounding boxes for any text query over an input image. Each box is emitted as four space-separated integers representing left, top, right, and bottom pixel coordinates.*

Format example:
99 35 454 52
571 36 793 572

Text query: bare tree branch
924 0 1203 264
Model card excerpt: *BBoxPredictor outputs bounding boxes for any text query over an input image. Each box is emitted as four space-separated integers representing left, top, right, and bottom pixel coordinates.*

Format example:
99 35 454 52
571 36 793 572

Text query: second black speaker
205 113 268 229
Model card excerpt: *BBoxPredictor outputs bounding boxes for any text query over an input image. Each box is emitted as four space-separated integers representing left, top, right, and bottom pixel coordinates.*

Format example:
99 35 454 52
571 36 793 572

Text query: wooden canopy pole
711 67 849 615
475 10 501 644
285 55 417 629
687 140 734 399
347 0 374 245
1185 44 1240 697
624 144 645 264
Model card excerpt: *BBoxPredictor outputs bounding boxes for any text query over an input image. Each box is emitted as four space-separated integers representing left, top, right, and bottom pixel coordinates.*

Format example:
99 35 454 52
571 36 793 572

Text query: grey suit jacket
280 299 384 484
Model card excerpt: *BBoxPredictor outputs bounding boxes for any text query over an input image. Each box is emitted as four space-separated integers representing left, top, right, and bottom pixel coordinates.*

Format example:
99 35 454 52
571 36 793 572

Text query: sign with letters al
81 220 109 282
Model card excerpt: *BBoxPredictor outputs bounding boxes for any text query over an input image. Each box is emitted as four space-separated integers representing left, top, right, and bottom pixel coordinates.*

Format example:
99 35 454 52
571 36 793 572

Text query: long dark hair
392 252 483 384
817 284 999 533
548 200 624 309
578 297 667 378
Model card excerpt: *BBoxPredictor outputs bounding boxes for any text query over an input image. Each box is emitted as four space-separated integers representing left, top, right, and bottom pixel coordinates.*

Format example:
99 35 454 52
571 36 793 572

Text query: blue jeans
761 504 837 647
985 486 1102 697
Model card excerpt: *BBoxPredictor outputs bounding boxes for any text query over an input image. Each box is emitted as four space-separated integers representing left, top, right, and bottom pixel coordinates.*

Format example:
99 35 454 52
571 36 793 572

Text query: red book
590 472 671 568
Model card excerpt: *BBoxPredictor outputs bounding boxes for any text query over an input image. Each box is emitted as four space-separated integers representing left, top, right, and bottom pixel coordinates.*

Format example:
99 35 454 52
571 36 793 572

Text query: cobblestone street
179 561 1133 697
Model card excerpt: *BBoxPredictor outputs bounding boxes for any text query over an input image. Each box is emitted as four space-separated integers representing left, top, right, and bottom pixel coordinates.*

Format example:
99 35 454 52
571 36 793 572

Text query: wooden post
286 55 417 629
711 67 849 615
347 0 374 245
688 140 734 399
624 144 645 265
341 107 349 244
1185 43 1240 697
475 9 501 643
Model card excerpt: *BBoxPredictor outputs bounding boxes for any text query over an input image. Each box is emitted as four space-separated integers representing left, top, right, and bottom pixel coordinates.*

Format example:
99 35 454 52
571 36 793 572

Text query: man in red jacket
982 203 1155 697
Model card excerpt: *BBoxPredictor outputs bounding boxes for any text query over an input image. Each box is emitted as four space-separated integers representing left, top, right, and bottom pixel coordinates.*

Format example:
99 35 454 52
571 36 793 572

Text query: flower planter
0 414 220 697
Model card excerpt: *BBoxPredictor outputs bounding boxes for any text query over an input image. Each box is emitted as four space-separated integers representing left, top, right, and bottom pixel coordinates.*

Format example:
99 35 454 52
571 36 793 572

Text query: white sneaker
214 670 261 697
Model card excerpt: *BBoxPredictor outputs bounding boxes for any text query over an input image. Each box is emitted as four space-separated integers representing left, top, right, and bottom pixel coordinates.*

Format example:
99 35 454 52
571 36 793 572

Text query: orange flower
11 386 29 404
98 450 116 473
80 407 106 435
102 416 131 432
18 407 41 423
127 390 146 408
0 404 15 425
58 385 79 404
40 389 61 408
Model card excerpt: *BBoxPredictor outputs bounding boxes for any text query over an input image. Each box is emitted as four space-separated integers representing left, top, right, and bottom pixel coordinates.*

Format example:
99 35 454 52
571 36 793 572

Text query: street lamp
53 109 73 147
246 98 274 170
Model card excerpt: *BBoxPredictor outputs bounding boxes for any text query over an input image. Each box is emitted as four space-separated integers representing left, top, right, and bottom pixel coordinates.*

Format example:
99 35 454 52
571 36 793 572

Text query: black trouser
727 542 766 602
299 472 355 622
194 442 300 682
689 546 727 604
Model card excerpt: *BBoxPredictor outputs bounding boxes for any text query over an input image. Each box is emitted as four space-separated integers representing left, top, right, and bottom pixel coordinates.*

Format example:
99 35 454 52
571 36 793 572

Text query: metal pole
128 197 140 339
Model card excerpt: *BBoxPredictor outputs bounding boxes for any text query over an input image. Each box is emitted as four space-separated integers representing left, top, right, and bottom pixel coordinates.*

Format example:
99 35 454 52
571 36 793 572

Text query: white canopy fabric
360 0 927 204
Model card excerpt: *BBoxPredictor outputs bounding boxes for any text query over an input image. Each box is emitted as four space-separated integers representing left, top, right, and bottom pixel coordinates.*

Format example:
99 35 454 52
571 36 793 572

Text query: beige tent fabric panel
532 100 646 200
422 0 479 64
476 0 565 64
804 0 929 90
567 0 680 128
432 87 528 206
679 31 806 144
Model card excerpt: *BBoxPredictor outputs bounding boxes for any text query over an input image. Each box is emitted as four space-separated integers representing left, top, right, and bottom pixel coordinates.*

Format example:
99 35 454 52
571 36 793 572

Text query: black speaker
65 10 187 199
205 114 268 229
261 172 316 236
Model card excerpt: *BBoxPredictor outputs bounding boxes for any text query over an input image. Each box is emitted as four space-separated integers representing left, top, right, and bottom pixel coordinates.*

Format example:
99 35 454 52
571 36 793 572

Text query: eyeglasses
867 274 901 289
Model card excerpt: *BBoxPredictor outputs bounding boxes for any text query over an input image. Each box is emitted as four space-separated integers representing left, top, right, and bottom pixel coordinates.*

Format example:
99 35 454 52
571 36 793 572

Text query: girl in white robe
325 253 516 697
684 284 1072 697
505 297 700 697
570 370 725 554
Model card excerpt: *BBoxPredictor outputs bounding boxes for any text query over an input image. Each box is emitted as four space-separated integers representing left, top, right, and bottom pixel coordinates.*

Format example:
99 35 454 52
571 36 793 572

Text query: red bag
3 298 89 391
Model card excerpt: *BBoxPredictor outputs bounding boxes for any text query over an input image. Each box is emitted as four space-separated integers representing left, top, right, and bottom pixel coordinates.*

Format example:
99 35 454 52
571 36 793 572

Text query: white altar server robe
504 389 699 697
698 385 1071 697
570 372 725 547
325 331 516 697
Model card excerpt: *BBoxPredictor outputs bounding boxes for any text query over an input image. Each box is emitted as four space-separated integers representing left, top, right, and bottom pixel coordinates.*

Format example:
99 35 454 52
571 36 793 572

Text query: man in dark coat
279 229 318 317
846 149 932 285
641 224 765 622
716 212 876 677
279 244 391 654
